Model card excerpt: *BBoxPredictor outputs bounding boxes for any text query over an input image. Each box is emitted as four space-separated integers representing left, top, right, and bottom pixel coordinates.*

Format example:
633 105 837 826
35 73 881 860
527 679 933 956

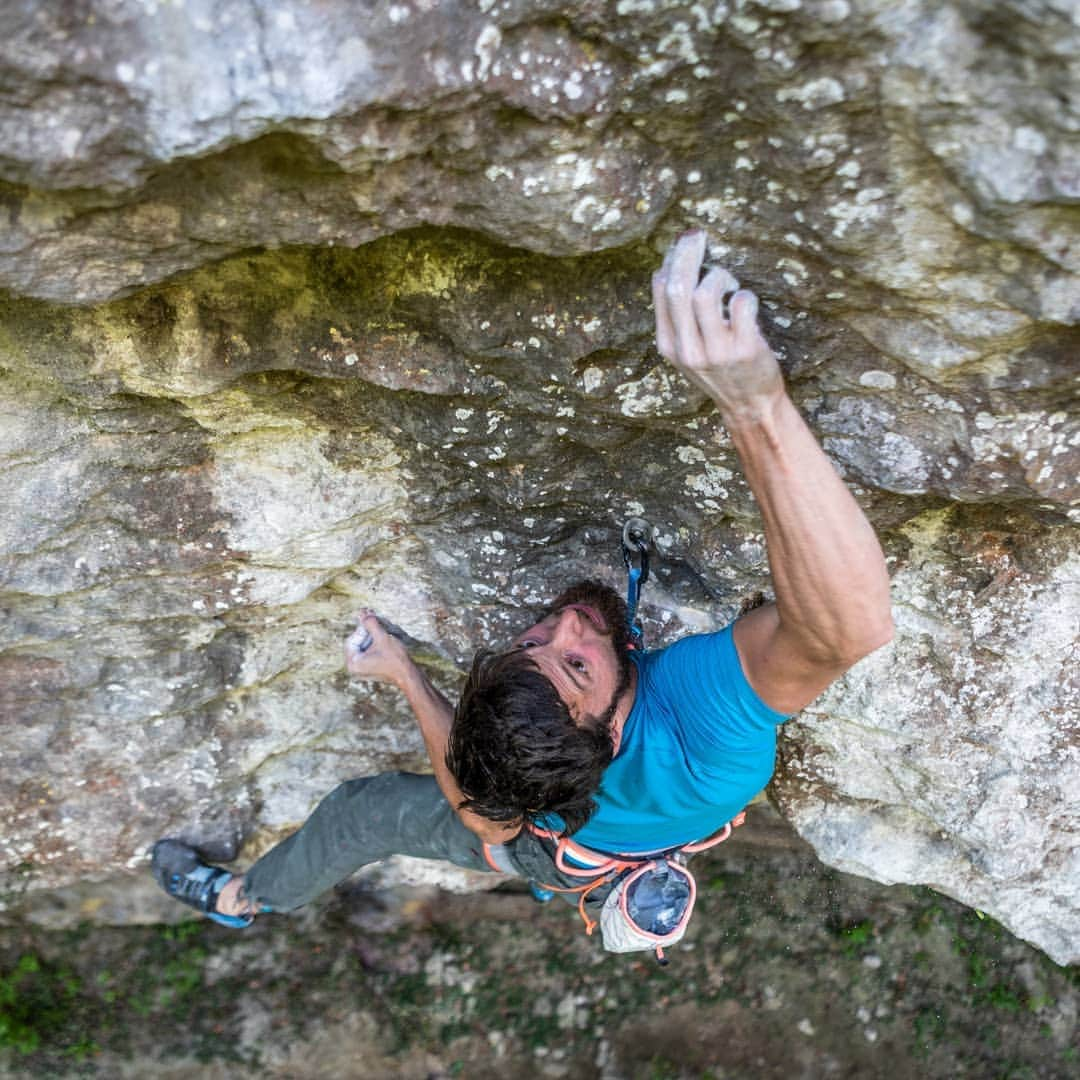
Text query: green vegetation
0 921 259 1072
0 850 1076 1076
0 953 91 1058
835 917 875 956
913 1003 948 1052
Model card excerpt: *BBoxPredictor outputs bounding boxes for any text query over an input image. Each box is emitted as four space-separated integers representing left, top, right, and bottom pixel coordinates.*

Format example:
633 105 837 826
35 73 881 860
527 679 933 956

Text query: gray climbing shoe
150 839 252 928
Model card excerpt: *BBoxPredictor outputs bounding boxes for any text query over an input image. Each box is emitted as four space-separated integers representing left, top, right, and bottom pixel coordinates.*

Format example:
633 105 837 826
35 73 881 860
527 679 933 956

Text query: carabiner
620 517 652 645
621 517 652 587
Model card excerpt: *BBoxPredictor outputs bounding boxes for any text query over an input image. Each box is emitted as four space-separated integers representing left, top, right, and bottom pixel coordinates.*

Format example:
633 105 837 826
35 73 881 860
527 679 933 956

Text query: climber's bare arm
652 231 893 715
345 614 521 844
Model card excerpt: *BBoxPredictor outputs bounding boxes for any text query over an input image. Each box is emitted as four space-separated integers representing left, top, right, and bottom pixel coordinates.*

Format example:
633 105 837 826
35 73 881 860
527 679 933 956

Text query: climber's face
510 580 635 733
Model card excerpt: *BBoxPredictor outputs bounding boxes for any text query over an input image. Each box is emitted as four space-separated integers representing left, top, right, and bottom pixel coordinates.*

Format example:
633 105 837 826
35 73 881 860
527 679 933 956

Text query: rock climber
152 230 893 930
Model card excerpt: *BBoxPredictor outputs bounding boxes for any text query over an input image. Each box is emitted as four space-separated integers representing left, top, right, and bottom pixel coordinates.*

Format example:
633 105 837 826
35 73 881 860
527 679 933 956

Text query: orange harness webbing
523 812 746 935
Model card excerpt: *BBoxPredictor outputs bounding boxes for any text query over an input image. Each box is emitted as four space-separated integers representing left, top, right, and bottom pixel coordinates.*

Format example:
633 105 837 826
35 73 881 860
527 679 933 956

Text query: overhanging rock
0 0 1076 964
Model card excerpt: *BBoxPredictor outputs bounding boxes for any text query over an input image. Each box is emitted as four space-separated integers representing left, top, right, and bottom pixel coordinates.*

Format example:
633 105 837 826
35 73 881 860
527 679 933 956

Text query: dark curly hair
446 649 615 835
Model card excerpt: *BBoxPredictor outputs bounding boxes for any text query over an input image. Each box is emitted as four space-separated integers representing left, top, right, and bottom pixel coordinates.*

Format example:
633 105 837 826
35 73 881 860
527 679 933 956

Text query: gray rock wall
0 0 1076 963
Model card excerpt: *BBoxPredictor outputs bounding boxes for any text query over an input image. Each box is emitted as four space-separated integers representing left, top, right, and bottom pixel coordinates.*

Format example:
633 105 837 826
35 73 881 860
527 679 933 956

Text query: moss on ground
1 844 1076 1078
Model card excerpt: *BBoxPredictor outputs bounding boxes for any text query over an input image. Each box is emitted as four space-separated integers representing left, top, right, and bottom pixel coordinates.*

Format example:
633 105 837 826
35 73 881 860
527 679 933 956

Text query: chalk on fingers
730 289 760 334
347 624 373 655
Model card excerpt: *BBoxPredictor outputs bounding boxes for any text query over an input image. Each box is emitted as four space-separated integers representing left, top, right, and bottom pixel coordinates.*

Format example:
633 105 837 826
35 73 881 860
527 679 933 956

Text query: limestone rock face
0 1 1076 963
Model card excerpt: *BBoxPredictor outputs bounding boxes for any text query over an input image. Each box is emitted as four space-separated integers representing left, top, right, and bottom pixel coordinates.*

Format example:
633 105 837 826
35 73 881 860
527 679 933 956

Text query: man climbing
152 230 893 932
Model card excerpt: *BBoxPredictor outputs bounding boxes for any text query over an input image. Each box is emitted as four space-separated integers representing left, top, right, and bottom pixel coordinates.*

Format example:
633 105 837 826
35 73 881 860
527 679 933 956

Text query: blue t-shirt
540 623 792 854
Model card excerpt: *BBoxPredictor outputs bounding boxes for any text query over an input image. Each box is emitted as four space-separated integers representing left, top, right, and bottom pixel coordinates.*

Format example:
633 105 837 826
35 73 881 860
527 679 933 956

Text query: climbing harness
621 516 652 647
520 812 746 965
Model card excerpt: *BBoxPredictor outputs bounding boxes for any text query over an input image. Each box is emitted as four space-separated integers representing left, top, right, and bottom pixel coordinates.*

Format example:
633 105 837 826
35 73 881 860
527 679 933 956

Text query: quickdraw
621 517 652 647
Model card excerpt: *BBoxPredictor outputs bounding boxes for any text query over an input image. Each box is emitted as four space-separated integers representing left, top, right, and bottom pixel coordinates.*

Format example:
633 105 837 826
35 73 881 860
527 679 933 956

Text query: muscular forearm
724 392 893 663
653 231 892 710
396 664 521 845
346 612 519 844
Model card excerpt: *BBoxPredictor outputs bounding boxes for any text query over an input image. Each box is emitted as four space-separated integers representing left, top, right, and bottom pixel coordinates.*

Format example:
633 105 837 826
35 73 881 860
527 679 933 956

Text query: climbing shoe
150 839 252 928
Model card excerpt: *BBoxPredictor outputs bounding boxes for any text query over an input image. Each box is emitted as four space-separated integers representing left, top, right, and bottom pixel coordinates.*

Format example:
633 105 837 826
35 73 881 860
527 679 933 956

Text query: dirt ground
1 827 1077 1079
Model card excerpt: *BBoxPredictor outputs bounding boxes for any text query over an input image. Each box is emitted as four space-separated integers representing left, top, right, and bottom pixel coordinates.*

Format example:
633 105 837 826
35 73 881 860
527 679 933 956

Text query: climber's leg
239 771 494 913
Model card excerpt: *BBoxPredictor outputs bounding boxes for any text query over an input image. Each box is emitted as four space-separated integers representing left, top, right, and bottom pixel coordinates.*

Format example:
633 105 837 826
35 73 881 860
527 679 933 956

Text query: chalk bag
599 857 696 964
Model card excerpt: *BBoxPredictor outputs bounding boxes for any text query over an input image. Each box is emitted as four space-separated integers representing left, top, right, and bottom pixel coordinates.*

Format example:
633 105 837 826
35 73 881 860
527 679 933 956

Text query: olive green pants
242 771 602 912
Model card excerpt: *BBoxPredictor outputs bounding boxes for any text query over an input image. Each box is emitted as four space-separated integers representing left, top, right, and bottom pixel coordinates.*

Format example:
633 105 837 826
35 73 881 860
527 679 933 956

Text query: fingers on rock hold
666 231 708 299
692 271 729 335
652 272 677 358
694 266 740 308
730 289 761 337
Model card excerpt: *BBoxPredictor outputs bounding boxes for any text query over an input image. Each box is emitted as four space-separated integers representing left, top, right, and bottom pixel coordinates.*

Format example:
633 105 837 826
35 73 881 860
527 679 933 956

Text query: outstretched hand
652 231 786 425
344 609 414 689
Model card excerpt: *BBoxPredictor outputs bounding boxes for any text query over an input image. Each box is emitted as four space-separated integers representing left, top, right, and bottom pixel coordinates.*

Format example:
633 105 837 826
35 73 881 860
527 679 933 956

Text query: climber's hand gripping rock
652 230 785 427
344 610 414 689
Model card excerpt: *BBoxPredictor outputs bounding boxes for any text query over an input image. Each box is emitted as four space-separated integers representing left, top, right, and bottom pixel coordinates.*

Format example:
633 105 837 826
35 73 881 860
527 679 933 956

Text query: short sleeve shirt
539 623 793 854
